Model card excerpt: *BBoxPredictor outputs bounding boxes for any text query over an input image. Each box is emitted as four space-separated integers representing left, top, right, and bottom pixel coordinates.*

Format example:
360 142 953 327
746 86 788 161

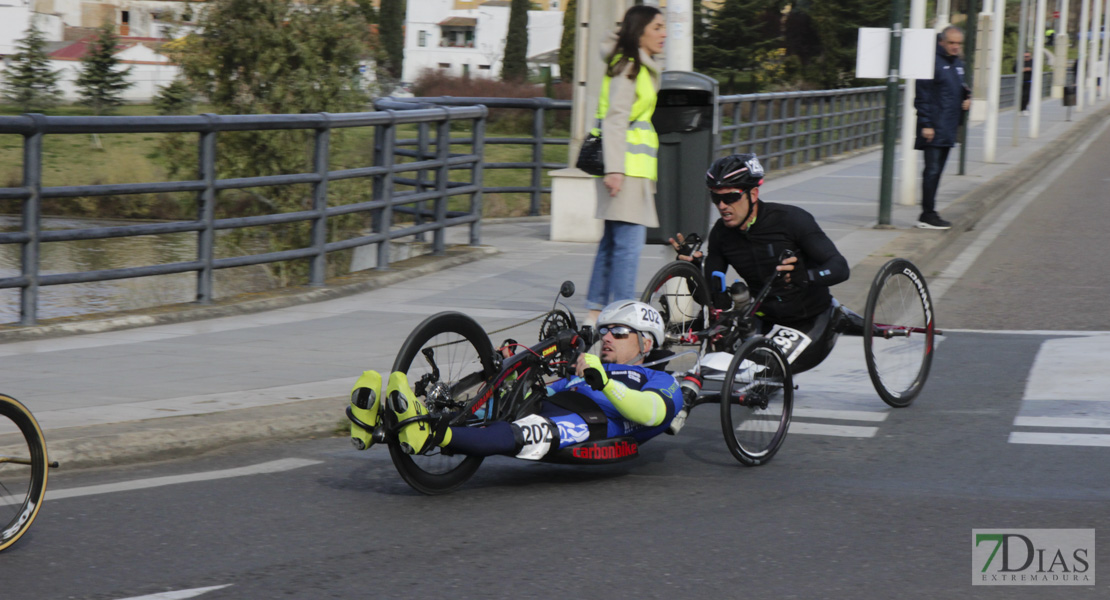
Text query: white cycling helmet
597 300 665 347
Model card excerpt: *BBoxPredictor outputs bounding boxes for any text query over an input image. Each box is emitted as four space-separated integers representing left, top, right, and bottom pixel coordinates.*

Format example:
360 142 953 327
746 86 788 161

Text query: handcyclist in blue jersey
356 300 682 461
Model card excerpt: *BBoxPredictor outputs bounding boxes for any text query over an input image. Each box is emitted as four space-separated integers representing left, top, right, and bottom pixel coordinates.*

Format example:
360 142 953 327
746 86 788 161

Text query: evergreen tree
75 24 133 115
557 0 577 82
695 0 783 93
1 25 63 112
502 0 530 82
804 0 891 88
378 0 404 81
152 78 195 115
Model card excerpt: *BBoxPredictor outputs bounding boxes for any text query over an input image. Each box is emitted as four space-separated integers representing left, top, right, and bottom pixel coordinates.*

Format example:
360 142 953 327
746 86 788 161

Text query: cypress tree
502 0 530 82
379 0 405 81
557 0 577 82
75 25 133 115
1 25 63 112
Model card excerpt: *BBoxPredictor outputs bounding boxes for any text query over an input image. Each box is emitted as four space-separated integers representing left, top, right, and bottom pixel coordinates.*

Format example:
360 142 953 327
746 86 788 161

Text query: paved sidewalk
3 97 1109 470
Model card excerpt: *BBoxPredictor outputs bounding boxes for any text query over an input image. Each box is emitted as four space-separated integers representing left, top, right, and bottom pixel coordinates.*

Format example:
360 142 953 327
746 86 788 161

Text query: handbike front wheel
389 312 495 495
863 258 936 408
719 337 793 466
0 394 49 552
640 260 713 370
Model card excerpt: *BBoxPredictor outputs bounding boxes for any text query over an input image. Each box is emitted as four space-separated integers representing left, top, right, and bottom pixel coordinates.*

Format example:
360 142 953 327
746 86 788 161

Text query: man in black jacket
914 26 971 230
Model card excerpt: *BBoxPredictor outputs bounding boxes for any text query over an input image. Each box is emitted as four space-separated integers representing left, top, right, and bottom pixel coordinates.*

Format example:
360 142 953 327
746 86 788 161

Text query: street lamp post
878 0 908 226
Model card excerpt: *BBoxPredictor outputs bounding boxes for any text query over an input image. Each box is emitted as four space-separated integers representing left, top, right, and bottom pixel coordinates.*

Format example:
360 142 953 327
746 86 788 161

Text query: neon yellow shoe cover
349 370 382 450
386 371 432 454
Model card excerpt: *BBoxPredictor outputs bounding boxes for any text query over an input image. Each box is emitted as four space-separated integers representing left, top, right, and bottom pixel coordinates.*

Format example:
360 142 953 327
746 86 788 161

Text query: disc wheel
0 394 49 552
863 258 936 408
388 312 496 495
640 261 713 370
720 337 793 466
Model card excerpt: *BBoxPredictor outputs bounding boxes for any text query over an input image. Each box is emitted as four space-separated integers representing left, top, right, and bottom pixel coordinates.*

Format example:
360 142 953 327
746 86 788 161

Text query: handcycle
0 393 56 552
640 234 941 446
346 281 790 495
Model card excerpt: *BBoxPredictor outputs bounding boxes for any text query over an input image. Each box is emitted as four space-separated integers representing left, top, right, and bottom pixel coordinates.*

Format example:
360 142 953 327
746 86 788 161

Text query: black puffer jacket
914 44 968 148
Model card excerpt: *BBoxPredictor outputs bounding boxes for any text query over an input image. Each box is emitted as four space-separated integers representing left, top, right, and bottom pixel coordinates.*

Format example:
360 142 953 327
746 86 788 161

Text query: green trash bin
647 71 719 244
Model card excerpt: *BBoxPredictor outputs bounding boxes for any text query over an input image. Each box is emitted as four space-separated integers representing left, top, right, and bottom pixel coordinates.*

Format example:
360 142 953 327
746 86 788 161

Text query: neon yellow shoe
386 371 434 455
349 370 382 450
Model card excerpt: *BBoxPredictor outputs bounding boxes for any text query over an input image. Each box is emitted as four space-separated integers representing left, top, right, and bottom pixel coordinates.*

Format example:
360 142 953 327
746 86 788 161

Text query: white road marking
1009 432 1110 447
114 585 232 600
1015 416 1110 429
1023 336 1110 402
789 423 879 438
45 459 321 501
792 408 889 422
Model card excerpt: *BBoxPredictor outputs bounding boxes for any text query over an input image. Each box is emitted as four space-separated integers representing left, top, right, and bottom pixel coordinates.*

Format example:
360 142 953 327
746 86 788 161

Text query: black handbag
576 120 605 176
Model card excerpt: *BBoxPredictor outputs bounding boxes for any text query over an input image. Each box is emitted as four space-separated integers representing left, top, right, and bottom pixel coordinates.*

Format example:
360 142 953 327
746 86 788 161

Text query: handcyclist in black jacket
671 153 855 358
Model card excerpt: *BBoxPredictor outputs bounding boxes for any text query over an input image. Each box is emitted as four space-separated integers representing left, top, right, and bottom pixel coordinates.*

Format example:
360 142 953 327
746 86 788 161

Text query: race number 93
766 324 812 364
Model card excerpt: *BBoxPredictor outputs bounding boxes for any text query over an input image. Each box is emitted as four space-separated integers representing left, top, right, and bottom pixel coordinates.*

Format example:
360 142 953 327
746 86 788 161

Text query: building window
479 65 491 70
418 31 427 47
438 63 451 69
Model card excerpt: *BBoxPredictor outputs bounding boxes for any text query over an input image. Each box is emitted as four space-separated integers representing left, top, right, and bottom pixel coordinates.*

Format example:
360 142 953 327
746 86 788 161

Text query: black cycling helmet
705 153 765 191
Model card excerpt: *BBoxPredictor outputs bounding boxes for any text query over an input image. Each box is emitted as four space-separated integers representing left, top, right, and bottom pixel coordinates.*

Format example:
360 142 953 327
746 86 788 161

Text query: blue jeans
586 220 646 311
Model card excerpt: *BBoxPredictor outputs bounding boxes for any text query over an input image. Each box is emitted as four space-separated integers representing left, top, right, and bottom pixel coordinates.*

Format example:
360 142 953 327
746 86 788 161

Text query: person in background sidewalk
913 25 971 230
1019 51 1033 115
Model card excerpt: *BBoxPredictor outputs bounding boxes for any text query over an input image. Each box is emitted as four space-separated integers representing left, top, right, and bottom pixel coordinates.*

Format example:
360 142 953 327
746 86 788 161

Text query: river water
0 217 276 325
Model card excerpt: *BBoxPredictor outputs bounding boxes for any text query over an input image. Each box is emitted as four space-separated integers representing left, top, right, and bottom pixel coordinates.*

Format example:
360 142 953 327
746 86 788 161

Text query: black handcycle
347 282 792 495
640 235 940 443
1 393 55 552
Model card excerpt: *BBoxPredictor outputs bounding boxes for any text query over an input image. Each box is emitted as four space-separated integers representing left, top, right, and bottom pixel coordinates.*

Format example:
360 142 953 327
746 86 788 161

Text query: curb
38 396 348 471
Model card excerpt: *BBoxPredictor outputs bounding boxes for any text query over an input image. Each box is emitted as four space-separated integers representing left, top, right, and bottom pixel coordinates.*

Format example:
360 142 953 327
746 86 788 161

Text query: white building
402 0 565 83
1 0 192 102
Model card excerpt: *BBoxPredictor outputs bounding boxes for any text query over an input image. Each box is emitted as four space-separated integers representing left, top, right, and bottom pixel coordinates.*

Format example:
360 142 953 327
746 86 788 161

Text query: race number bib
513 414 555 461
766 324 812 364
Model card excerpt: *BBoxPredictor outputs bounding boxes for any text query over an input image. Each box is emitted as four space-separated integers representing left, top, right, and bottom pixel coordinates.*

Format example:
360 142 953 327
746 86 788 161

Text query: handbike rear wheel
719 337 793 466
0 394 49 551
640 260 713 369
389 312 495 495
863 258 936 408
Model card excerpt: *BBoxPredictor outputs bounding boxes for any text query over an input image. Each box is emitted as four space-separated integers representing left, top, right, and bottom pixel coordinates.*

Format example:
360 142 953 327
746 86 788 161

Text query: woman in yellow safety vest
585 4 666 325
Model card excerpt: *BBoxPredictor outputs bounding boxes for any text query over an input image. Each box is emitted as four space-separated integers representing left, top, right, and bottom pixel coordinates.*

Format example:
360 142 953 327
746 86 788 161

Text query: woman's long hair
605 5 662 80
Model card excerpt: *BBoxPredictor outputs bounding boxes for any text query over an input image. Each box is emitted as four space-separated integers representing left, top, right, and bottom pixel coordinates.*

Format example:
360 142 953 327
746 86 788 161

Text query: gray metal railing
0 107 487 326
716 86 888 171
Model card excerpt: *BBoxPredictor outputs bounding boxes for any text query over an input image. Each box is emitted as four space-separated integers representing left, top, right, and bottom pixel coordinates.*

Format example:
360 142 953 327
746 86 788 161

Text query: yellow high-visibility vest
595 58 658 181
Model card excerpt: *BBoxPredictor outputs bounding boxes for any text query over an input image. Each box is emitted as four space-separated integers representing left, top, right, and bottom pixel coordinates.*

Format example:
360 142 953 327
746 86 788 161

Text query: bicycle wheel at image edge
719 337 793 466
0 394 49 551
863 258 936 408
640 261 712 358
388 312 496 495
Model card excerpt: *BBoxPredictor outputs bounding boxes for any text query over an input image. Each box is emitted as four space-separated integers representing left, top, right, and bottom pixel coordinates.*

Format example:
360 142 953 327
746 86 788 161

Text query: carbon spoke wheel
720 337 793 466
388 312 496 495
863 258 936 408
640 260 713 372
0 394 49 552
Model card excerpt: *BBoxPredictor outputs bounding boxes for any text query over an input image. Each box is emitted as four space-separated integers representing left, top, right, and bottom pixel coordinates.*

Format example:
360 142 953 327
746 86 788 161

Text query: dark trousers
921 145 951 218
1021 80 1031 111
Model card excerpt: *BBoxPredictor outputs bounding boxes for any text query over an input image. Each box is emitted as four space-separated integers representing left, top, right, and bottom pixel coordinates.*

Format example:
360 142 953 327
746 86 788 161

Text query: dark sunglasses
710 191 747 205
598 325 636 339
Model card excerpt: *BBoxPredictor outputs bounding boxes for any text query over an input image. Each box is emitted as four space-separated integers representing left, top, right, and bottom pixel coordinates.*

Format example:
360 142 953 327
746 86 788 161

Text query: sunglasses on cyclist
598 325 638 339
710 191 748 205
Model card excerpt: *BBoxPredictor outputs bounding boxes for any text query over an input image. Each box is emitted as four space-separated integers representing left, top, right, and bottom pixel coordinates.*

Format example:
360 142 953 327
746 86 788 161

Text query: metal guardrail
0 107 487 326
